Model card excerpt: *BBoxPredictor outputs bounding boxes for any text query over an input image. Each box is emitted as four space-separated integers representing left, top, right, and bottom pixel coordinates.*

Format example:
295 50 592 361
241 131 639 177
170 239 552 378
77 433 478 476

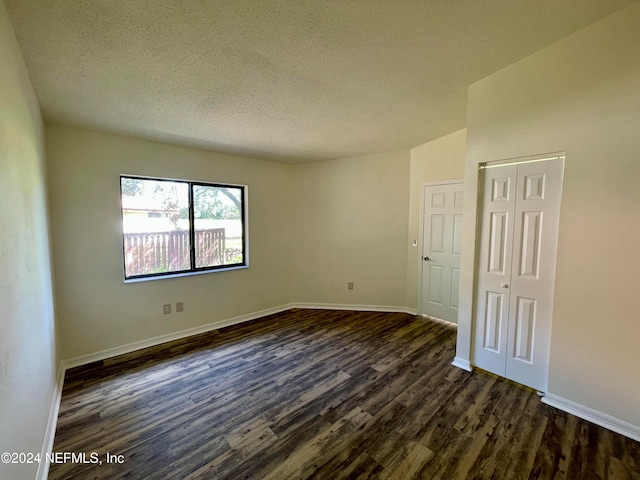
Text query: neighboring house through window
120 175 248 281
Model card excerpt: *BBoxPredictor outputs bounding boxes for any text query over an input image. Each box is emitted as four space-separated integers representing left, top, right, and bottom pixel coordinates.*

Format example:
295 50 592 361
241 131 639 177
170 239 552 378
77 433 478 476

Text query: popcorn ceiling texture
5 0 634 162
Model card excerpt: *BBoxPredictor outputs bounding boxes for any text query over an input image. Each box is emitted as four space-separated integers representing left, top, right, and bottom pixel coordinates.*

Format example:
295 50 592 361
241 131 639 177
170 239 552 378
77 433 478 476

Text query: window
120 176 247 280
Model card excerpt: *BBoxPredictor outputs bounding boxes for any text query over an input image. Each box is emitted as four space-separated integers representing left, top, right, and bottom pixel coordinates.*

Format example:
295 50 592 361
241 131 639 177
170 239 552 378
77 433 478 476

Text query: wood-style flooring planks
49 309 640 479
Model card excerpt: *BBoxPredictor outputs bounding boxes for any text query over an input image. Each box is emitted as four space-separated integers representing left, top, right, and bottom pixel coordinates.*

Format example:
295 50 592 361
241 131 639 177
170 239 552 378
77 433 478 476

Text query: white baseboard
36 364 65 480
292 302 417 315
451 356 473 372
62 303 297 369
418 314 458 328
542 393 640 442
62 303 418 370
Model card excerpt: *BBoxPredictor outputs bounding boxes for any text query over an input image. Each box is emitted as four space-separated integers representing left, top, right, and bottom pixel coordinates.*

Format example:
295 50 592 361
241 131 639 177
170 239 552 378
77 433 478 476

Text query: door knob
423 256 431 261
500 283 509 288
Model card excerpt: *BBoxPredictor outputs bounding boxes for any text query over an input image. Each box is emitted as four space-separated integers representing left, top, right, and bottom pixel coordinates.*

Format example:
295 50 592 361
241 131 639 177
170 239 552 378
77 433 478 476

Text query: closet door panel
472 165 517 377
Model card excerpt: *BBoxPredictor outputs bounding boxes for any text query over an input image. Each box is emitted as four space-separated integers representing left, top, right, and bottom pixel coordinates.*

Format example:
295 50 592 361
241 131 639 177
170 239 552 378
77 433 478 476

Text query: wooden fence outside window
124 228 240 276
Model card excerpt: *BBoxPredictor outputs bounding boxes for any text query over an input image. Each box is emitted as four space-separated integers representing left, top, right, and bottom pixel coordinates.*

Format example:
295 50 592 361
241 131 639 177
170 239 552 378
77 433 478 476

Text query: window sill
124 264 249 283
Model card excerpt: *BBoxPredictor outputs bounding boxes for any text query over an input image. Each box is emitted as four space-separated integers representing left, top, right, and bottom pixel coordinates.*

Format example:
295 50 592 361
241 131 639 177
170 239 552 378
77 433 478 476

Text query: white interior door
473 158 563 392
420 182 464 323
473 165 517 375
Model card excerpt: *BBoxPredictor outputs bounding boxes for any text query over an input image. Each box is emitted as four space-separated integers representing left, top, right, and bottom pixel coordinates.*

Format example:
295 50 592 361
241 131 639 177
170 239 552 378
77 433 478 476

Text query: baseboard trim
62 303 418 370
451 356 473 372
542 393 640 442
36 364 65 480
418 314 458 328
291 302 417 315
62 303 297 369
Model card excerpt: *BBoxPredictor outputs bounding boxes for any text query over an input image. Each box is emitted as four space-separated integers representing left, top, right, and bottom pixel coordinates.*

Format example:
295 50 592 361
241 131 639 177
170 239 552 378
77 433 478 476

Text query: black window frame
120 175 248 281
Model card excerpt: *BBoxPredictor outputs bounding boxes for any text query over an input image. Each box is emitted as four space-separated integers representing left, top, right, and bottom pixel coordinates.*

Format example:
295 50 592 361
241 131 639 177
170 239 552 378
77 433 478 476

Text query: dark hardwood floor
49 309 640 479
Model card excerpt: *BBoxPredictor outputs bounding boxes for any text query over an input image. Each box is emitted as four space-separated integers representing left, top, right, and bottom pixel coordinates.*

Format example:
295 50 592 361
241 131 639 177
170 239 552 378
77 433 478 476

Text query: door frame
417 179 465 319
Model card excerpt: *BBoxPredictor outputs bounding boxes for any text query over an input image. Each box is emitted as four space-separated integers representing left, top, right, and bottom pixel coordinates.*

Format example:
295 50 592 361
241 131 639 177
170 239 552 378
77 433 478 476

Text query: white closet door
473 165 517 377
505 159 563 390
473 158 563 392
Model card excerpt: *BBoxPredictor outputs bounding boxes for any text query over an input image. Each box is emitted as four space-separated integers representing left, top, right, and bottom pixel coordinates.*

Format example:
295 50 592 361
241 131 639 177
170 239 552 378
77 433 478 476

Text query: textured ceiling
5 0 636 162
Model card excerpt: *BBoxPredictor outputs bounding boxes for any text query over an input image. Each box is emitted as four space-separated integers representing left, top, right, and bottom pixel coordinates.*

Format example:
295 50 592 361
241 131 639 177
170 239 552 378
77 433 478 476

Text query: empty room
1 1 639 479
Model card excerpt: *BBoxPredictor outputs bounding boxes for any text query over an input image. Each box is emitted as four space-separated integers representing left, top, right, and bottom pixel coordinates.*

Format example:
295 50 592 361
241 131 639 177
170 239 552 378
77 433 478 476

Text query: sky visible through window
120 177 245 278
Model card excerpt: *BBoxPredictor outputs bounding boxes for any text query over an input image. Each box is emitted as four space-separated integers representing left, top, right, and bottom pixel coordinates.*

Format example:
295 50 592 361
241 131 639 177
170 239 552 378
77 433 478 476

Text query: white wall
457 3 640 428
293 151 410 308
0 2 57 479
405 129 466 312
46 125 296 360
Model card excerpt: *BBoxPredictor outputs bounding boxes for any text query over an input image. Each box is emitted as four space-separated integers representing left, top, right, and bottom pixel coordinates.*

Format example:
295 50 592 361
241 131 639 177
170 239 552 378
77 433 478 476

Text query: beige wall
293 151 410 308
7 0 639 470
405 129 466 312
46 125 296 360
457 3 640 427
0 2 57 479
47 129 414 360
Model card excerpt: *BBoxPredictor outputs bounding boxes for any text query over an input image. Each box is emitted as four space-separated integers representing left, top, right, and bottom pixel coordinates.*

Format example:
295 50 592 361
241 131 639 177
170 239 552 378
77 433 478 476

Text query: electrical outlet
334 281 340 289
348 282 354 290
163 304 171 315
176 302 184 313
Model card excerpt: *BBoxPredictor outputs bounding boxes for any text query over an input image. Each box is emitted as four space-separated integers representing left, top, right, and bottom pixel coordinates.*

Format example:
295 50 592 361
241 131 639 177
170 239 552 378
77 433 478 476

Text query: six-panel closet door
473 158 563 392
